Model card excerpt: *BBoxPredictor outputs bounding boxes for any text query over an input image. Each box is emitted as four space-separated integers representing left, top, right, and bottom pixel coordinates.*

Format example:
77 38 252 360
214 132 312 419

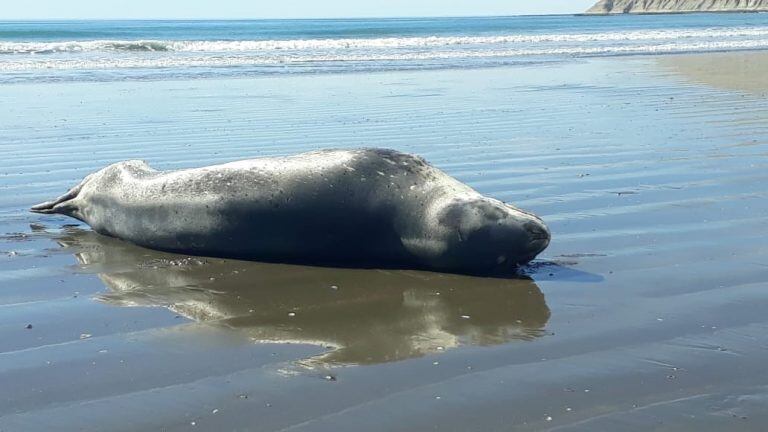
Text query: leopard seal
31 148 550 273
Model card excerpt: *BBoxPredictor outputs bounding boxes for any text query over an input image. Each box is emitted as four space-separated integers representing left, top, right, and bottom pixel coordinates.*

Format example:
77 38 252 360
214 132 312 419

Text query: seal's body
32 149 549 273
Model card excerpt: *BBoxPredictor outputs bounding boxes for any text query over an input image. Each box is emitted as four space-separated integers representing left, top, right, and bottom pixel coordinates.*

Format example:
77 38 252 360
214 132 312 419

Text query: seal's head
432 197 550 273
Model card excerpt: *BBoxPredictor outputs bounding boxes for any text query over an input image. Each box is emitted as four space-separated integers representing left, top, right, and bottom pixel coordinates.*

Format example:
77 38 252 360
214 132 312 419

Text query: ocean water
1 14 768 82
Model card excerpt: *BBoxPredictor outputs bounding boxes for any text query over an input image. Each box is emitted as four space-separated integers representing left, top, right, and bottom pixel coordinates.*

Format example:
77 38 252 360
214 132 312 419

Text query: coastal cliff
586 0 768 14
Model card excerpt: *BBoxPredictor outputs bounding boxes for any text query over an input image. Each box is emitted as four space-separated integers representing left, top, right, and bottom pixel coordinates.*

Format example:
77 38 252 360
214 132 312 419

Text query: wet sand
657 51 768 94
1 52 768 431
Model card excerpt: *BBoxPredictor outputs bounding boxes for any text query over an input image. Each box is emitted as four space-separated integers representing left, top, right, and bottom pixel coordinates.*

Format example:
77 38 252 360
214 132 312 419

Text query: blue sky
6 0 597 19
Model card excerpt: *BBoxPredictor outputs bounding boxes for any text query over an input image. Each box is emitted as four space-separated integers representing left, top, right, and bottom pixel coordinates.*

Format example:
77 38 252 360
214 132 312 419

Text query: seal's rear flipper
30 202 56 214
30 185 82 214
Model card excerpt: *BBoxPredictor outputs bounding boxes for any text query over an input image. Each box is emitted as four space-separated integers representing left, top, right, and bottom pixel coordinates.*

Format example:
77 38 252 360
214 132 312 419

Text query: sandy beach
1 51 768 431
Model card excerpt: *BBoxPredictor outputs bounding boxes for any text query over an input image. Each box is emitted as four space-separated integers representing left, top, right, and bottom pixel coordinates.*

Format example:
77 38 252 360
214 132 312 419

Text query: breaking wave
2 26 768 54
2 40 768 73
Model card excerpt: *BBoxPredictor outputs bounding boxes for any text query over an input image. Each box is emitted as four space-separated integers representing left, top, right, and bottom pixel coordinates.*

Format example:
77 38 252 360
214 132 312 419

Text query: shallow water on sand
1 54 768 431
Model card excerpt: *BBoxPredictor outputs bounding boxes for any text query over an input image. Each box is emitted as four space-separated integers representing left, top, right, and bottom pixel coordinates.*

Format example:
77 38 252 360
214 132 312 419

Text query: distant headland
585 0 768 14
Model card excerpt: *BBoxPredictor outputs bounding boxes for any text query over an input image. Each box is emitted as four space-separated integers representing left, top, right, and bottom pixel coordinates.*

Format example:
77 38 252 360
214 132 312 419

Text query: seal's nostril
523 221 550 241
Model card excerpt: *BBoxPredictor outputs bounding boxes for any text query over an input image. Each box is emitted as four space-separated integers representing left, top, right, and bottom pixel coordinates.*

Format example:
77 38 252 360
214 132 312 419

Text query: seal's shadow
53 227 562 366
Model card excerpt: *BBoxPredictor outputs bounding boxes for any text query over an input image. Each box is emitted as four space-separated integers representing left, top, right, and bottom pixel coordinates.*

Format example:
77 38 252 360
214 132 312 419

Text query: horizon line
0 13 583 22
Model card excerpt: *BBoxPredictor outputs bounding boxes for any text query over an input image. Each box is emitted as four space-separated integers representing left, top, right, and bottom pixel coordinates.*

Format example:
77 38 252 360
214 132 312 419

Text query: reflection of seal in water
57 229 550 366
33 149 550 273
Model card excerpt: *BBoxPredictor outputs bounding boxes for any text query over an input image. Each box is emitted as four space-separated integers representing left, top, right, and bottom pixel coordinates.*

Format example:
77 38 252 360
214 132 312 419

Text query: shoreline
2 49 768 87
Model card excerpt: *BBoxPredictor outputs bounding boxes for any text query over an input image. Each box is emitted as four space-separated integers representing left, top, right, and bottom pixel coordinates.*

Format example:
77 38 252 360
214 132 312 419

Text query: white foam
2 27 768 54
1 39 767 72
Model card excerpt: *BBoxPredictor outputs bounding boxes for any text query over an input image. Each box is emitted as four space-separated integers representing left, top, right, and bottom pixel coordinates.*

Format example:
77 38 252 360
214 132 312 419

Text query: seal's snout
524 220 550 241
522 218 550 257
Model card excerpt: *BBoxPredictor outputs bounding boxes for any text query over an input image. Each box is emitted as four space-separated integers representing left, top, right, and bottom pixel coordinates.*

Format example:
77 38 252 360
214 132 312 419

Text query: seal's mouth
528 236 550 254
